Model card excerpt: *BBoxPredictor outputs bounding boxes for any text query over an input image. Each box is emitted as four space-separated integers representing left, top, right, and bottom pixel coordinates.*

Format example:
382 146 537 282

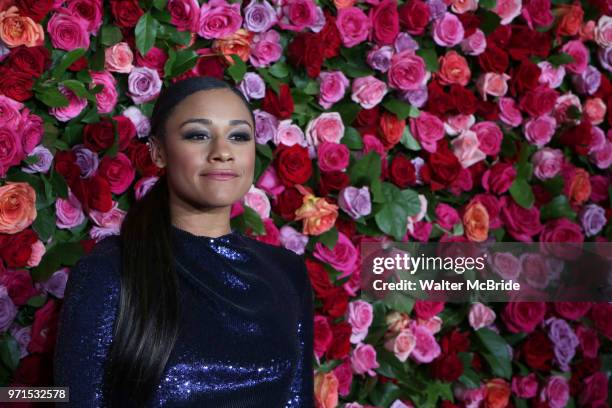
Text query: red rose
318 170 350 196
314 316 332 358
425 81 454 116
83 119 115 152
97 152 136 195
135 47 168 78
369 0 399 46
274 144 312 187
305 258 333 298
519 85 559 117
441 329 470 354
319 10 341 59
110 0 144 27
559 121 593 156
458 13 480 37
261 83 294 119
336 217 356 240
321 286 348 318
414 300 444 320
499 195 543 242
398 0 430 35
272 187 304 221
0 67 33 101
431 353 463 382
502 301 546 333
388 153 416 188
327 322 351 360
450 85 477 115
11 353 53 386
478 45 509 74
7 46 50 77
421 142 462 191
15 0 53 22
127 141 158 177
113 115 137 151
194 48 226 79
589 303 612 340
521 330 554 371
68 56 88 72
510 59 542 96
488 25 512 48
481 162 516 195
354 106 380 127
579 372 608 406
0 228 38 269
28 299 60 354
554 302 591 321
287 32 324 79
0 269 38 306
508 26 551 61
86 174 113 213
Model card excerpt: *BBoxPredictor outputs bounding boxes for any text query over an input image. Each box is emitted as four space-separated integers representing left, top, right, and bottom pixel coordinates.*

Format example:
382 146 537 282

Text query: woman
53 76 314 407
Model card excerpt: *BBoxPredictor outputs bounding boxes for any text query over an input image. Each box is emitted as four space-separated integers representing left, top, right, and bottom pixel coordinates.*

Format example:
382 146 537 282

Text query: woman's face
151 88 256 211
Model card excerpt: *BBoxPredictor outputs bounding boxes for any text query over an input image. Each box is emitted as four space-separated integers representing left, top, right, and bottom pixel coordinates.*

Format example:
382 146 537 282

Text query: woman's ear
148 136 166 168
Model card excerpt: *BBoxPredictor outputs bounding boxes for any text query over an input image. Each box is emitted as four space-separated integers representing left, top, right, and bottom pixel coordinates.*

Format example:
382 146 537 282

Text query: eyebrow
179 118 252 130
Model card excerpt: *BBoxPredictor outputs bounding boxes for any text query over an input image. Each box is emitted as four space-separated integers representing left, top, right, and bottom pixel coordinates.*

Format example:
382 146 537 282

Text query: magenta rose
90 70 118 114
49 85 87 122
0 127 25 177
336 6 371 48
316 141 350 172
96 152 135 195
481 162 516 194
471 121 502 156
197 0 242 39
318 71 349 110
168 0 200 32
432 12 464 47
388 49 428 91
502 301 546 333
410 111 444 153
499 196 543 242
524 115 557 147
313 232 358 279
278 0 317 32
560 40 589 74
47 9 90 51
532 148 564 181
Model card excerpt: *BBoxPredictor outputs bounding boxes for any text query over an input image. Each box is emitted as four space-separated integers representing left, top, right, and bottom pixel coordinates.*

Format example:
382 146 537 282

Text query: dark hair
104 76 255 407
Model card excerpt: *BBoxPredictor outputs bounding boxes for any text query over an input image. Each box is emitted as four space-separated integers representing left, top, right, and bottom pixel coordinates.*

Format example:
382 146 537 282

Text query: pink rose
460 29 486 56
576 325 599 359
451 130 486 168
332 359 353 397
540 376 569 408
49 85 87 122
336 6 371 48
387 49 428 91
277 0 317 32
135 47 168 78
243 185 271 219
275 119 306 147
97 152 135 195
432 12 464 47
305 112 345 147
450 0 478 14
590 141 612 169
468 302 496 330
0 128 24 177
476 72 510 101
168 0 200 32
55 190 85 229
524 115 557 147
553 93 582 124
499 195 542 242
26 240 45 268
444 114 475 136
279 225 308 255
104 42 134 73
584 98 607 125
410 324 441 363
318 71 349 110
532 147 564 180
560 40 589 74
538 61 566 88
347 300 373 343
249 30 283 68
471 121 502 156
89 202 127 242
493 0 522 24
47 9 90 51
414 301 444 320
197 0 242 39
384 328 416 362
498 97 522 127
512 373 538 398
255 166 285 197
434 203 460 230
0 95 23 130
594 15 612 48
410 111 444 153
19 109 43 155
313 232 358 278
90 70 118 114
351 75 388 109
314 315 332 358
66 0 103 35
134 176 158 200
489 251 521 280
502 302 546 333
481 162 516 194
350 343 379 376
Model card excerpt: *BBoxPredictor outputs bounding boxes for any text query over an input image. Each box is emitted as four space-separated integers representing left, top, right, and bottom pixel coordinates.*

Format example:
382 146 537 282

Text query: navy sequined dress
53 225 314 407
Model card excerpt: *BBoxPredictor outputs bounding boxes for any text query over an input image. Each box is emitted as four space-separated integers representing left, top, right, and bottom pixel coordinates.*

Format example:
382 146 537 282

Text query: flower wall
0 0 610 406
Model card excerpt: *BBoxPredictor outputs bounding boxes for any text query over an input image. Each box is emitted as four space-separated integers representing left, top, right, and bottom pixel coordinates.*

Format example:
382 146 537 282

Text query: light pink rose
197 0 242 39
493 0 522 25
590 141 612 169
49 85 87 122
336 7 371 48
313 231 358 279
88 201 127 242
561 40 589 74
450 0 478 14
305 112 345 147
90 70 118 114
255 166 285 197
524 115 557 147
318 71 350 110
122 106 150 138
275 119 306 147
347 300 373 343
168 0 200 32
538 61 566 89
498 97 523 127
47 9 90 51
384 328 416 362
277 0 317 32
460 29 486 56
104 42 134 73
594 15 612 48
409 111 444 153
387 49 429 91
471 121 502 156
540 376 569 408
451 130 486 168
0 95 23 130
134 176 158 200
432 12 464 47
279 225 308 255
26 240 45 268
350 343 379 376
477 72 510 101
55 190 85 229
249 30 283 68
351 75 388 109
553 93 582 124
410 324 441 363
489 251 521 280
468 302 496 330
127 66 162 104
532 147 564 180
444 114 475 136
584 98 607 125
243 185 271 219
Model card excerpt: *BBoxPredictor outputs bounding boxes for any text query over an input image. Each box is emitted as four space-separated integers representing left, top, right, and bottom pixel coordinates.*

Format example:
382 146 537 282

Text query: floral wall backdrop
0 0 610 406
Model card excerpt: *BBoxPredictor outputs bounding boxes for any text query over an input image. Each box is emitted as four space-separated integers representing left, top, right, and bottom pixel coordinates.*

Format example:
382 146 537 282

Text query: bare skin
148 88 256 238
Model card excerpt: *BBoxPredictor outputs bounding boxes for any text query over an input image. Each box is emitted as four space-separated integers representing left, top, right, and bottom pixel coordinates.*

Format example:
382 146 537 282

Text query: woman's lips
201 172 238 181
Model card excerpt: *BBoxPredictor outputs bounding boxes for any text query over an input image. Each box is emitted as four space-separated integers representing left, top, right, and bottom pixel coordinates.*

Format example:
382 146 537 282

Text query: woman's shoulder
242 236 308 287
67 235 122 290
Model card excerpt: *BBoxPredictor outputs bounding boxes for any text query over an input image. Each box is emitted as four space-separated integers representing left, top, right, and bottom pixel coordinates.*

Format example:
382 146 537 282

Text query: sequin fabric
53 225 314 407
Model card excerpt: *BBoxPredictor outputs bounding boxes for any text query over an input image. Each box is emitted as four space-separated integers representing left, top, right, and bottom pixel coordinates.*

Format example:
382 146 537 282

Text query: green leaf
375 183 421 240
349 151 381 186
548 52 574 68
318 227 338 249
26 294 47 308
334 100 361 125
509 178 535 209
100 25 122 46
227 54 247 83
135 12 159 56
50 168 69 199
382 98 415 120
540 195 576 220
480 10 502 35
242 205 265 235
370 178 385 204
0 334 20 371
32 206 56 242
269 61 290 78
479 0 497 9
61 79 95 102
36 87 70 108
381 291 415 314
170 49 198 78
341 126 363 150
369 381 403 408
416 47 439 72
475 328 512 379
31 242 85 282
153 0 167 9
542 175 565 196
51 48 86 79
400 126 421 151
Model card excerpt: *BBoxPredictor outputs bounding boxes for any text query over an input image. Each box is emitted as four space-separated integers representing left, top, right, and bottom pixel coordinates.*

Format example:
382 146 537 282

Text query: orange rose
0 182 37 234
378 111 405 150
463 201 489 242
556 4 584 37
437 50 471 86
212 28 253 65
333 0 356 9
314 371 339 408
294 184 338 236
0 6 44 48
568 167 591 206
485 378 511 408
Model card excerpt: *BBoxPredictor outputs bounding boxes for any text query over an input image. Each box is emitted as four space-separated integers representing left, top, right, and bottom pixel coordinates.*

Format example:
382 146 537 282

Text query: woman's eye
185 132 209 140
231 132 252 141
